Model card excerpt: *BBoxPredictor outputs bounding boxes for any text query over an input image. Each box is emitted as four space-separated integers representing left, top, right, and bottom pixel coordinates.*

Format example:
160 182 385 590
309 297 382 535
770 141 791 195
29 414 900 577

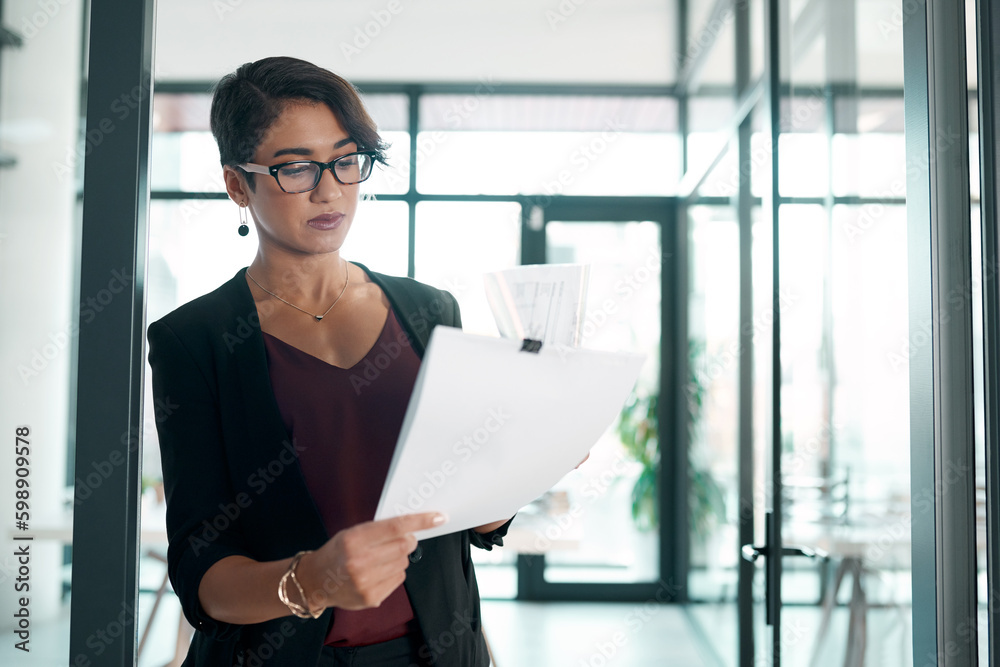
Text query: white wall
0 0 85 640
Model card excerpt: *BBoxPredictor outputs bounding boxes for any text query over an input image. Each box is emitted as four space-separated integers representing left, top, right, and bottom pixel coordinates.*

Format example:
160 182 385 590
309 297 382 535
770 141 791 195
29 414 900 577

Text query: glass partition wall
140 83 681 661
49 0 997 665
677 0 973 665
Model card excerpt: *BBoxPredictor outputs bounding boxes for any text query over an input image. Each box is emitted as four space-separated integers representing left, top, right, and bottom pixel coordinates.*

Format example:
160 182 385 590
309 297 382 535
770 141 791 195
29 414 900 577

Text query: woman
147 56 513 666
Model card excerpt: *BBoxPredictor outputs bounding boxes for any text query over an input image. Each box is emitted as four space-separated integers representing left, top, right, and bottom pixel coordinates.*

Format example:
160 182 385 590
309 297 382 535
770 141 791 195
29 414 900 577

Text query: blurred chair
783 470 851 604
802 483 911 667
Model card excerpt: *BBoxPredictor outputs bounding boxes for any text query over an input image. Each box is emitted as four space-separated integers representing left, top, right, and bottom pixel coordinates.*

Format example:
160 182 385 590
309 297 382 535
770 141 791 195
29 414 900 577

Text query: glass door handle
740 544 828 562
740 541 829 628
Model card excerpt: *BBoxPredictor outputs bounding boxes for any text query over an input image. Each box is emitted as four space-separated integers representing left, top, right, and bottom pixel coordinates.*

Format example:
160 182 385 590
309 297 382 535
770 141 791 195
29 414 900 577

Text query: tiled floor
481 600 716 667
482 600 914 667
0 595 960 666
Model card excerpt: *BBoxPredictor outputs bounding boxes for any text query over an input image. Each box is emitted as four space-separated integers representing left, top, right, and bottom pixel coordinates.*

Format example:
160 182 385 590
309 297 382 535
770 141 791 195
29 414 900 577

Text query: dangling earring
238 202 249 237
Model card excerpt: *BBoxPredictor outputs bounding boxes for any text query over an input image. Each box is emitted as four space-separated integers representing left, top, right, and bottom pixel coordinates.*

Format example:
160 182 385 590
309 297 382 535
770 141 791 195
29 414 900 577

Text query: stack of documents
375 266 645 540
483 264 589 347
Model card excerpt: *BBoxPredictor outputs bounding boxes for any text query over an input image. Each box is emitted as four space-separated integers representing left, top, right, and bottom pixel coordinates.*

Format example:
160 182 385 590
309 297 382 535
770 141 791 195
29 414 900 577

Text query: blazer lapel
351 261 433 357
221 269 330 549
214 263 439 551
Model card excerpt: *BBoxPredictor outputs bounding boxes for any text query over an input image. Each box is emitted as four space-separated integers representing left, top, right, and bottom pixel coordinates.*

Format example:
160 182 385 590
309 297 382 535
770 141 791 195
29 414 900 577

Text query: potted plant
617 339 727 543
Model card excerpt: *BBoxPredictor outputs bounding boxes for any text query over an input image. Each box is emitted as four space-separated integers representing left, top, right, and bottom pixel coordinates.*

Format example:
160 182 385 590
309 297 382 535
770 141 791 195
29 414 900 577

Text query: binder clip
520 338 543 353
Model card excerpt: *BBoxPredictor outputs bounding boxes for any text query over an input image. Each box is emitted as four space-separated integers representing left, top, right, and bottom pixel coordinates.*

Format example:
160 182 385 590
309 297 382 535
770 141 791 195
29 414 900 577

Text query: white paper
484 264 590 347
374 326 645 540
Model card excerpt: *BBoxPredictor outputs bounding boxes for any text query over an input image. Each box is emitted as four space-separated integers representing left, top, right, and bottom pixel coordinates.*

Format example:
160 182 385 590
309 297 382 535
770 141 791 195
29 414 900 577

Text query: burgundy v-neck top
262 308 422 647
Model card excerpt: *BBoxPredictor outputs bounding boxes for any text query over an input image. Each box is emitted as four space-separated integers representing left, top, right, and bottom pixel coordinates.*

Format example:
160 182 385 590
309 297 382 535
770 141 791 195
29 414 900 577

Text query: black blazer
147 263 511 667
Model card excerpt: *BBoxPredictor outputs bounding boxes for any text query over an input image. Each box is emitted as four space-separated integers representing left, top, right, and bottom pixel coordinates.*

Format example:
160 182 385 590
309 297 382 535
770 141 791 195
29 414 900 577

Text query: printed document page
484 264 589 347
374 326 644 540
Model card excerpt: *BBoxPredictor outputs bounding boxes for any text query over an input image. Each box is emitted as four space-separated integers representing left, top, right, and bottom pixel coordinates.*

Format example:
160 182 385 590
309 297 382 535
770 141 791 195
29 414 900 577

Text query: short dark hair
209 56 388 190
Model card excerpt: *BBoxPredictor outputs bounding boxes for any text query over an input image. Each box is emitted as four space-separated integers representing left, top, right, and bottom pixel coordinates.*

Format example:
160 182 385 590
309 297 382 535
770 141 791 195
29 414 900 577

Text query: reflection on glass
413 202 521 336
540 221 661 584
778 134 829 197
831 134 907 197
150 93 410 195
776 205 913 665
140 196 410 663
416 131 679 196
687 207 740 601
687 96 737 188
412 201 522 598
416 94 680 196
150 131 223 192
751 206 773 666
340 201 409 277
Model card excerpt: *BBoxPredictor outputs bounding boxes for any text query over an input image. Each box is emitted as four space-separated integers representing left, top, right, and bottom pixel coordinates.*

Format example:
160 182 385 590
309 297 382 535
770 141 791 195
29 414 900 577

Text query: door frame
68 0 156 665
514 195 688 603
903 1 981 663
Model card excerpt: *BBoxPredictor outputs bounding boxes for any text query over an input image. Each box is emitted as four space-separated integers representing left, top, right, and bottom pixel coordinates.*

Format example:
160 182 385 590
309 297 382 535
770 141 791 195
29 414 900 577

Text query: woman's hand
296 512 445 612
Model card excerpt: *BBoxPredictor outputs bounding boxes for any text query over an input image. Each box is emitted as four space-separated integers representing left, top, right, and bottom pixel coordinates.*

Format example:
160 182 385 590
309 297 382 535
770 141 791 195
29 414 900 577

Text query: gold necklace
246 262 350 322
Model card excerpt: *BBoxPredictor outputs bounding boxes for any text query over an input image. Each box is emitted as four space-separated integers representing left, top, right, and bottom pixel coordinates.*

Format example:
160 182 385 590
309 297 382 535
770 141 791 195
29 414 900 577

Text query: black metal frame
62 0 995 662
763 0 784 658
67 0 155 665
977 0 1000 663
514 196 682 603
903 0 979 662
734 0 756 662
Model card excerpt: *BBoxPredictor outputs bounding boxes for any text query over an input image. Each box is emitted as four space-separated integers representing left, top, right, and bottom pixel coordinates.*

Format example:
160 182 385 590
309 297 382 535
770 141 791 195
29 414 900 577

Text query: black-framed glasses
238 151 376 193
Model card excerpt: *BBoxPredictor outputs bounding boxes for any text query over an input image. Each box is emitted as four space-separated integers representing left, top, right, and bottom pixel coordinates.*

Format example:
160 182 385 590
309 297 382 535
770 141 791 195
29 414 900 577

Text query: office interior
0 0 997 665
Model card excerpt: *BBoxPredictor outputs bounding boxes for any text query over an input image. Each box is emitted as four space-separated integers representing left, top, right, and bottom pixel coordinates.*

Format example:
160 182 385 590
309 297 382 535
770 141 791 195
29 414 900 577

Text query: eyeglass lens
276 153 373 192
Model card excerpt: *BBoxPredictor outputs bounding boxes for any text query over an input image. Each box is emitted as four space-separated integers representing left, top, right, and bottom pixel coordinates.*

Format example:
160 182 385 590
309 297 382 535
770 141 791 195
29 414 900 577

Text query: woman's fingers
358 512 447 548
304 513 447 610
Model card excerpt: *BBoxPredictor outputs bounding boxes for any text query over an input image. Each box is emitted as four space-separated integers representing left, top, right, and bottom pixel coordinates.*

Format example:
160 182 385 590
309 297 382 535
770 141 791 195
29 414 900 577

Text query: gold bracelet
278 550 322 619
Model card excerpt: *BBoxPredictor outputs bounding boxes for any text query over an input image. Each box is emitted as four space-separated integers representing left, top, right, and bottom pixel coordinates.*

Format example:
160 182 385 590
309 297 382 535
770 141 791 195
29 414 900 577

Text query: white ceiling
153 0 678 85
152 0 968 90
